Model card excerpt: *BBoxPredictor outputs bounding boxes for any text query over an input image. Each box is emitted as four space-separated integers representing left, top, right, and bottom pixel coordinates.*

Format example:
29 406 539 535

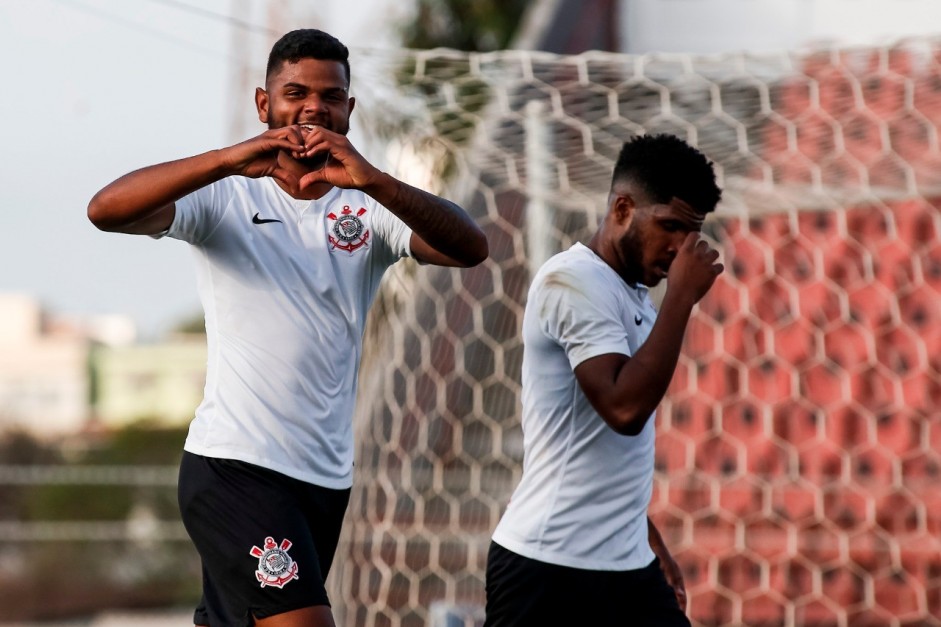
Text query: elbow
470 232 489 266
603 408 650 436
87 191 116 231
461 230 489 267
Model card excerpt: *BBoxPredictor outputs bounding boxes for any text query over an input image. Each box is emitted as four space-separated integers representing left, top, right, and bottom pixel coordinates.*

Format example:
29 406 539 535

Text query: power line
51 0 238 62
140 0 278 37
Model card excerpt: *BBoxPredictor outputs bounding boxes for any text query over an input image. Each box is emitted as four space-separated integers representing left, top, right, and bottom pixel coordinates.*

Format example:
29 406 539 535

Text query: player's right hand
666 232 724 305
218 127 309 192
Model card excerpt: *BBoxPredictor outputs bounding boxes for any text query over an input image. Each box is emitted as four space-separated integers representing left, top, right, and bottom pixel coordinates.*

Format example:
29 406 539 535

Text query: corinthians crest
327 205 370 253
250 536 299 588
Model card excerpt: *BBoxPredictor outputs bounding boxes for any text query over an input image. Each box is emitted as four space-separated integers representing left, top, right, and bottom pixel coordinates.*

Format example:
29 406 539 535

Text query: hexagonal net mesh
330 42 941 626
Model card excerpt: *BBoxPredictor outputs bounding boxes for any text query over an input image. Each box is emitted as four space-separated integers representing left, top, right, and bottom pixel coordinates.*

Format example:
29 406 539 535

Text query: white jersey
492 243 658 571
163 176 412 489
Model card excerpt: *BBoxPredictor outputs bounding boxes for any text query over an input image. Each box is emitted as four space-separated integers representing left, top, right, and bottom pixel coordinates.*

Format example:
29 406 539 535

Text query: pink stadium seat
823 483 872 530
797 208 841 243
849 367 898 413
771 400 819 447
795 598 843 625
821 566 867 608
846 206 891 247
872 569 924 621
695 435 741 477
875 326 928 378
823 239 870 289
900 284 941 331
668 398 714 439
797 282 844 328
749 277 795 326
773 236 817 284
889 198 939 250
847 283 895 328
721 400 764 443
797 440 845 484
875 491 921 534
801 362 847 408
771 480 817 523
718 477 764 518
852 444 898 488
747 358 794 404
824 404 872 451
874 408 922 457
823 323 873 371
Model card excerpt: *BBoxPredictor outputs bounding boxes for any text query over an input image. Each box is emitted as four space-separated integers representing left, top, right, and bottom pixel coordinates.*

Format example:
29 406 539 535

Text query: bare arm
88 127 310 235
648 517 687 612
88 151 227 234
297 126 488 267
365 173 488 268
574 234 722 435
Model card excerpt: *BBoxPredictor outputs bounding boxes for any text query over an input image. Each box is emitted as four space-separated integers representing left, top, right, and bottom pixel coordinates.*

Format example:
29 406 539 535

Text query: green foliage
400 0 530 51
390 0 529 185
0 424 195 621
0 542 201 622
172 312 206 334
2 423 186 524
83 420 187 465
0 430 62 465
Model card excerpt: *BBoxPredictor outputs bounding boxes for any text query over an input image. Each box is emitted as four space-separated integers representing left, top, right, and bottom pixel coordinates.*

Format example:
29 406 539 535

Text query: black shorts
178 452 351 627
484 541 691 627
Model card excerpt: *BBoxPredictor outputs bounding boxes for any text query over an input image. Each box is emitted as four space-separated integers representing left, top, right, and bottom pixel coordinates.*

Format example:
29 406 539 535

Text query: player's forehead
267 58 349 90
650 196 706 229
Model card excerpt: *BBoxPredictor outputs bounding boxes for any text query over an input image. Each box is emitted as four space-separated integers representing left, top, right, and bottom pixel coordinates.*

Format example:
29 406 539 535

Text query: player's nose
303 94 326 114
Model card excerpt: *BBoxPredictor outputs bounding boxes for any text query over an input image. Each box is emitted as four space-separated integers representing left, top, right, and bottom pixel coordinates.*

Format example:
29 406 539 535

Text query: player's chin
296 152 329 170
642 271 665 287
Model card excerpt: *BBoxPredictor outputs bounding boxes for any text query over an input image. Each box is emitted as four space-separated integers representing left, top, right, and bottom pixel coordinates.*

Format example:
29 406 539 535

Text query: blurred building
0 294 90 434
0 293 206 435
516 0 941 54
90 337 207 428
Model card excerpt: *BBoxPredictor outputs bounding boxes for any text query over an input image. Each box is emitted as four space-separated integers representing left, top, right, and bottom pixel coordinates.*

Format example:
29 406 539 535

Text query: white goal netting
334 40 941 627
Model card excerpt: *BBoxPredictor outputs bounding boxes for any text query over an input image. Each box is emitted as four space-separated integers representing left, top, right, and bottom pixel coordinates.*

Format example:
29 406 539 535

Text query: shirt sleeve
368 198 413 260
537 265 632 369
161 180 231 244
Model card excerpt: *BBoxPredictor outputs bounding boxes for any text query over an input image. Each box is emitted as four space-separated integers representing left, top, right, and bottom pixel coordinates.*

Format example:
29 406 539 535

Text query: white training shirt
163 176 412 489
491 243 659 571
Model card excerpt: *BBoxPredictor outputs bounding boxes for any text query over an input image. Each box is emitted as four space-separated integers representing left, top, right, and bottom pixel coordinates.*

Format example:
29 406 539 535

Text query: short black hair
612 134 721 215
266 29 351 84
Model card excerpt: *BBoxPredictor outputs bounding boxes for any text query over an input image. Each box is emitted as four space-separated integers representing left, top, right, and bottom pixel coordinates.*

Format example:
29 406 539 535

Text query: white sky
2 0 940 339
0 0 403 338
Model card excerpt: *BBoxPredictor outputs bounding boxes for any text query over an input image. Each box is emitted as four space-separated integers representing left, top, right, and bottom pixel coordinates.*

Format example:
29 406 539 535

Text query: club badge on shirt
250 536 299 588
327 205 370 253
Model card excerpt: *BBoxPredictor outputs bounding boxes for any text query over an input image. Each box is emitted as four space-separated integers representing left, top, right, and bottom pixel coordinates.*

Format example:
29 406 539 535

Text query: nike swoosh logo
634 315 643 326
252 213 282 224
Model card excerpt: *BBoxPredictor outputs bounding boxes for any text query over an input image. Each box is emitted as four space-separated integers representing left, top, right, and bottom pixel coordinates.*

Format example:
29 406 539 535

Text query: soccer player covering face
485 135 722 627
88 29 487 627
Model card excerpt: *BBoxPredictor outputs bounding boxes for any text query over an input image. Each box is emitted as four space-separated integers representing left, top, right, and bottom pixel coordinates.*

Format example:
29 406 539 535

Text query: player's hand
659 554 688 612
294 125 383 191
666 232 723 305
218 127 309 192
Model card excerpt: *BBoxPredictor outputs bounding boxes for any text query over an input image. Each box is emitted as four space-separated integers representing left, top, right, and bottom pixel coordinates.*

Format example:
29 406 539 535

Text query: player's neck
587 230 640 287
276 178 333 200
275 152 334 200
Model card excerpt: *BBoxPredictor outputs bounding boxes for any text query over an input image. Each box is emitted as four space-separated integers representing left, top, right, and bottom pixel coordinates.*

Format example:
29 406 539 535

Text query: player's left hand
659 554 688 612
293 125 383 191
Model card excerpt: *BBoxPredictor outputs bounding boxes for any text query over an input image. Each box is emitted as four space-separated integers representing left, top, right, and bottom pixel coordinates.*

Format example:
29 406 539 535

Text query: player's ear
612 192 635 224
256 87 269 124
347 96 355 117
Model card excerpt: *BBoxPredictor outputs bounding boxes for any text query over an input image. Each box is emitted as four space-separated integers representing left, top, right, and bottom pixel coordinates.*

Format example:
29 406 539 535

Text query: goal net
333 40 941 627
